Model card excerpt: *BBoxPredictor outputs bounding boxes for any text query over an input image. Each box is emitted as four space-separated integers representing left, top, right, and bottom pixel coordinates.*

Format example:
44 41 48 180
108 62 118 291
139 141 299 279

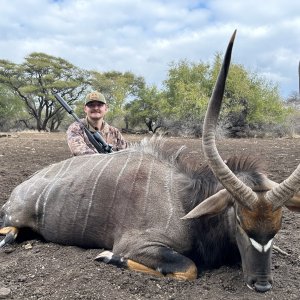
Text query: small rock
17 275 27 282
0 287 11 299
24 243 33 250
3 247 15 254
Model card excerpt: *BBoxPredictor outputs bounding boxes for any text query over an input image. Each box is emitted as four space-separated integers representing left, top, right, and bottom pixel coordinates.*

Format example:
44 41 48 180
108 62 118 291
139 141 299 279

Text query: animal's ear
285 191 300 213
181 189 233 219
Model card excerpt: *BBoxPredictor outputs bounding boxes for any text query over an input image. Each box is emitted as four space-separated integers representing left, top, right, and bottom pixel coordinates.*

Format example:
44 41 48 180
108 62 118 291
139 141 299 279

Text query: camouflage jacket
67 118 127 156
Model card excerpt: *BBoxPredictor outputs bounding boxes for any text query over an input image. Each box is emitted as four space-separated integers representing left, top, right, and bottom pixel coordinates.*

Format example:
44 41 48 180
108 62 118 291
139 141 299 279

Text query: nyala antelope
1 30 300 293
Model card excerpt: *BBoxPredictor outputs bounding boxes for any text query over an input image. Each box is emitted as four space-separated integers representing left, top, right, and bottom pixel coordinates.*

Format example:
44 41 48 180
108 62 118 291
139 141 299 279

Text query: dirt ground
0 132 300 300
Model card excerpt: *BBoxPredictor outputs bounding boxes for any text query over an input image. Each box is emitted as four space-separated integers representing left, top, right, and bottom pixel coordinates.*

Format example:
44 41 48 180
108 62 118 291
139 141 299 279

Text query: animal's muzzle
247 277 273 293
254 281 272 292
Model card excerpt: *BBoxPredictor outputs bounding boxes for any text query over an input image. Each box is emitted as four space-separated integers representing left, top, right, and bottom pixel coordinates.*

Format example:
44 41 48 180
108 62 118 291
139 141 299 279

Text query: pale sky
0 0 299 98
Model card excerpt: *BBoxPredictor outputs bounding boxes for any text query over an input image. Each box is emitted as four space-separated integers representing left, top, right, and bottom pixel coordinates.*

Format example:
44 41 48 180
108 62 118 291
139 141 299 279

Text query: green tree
0 85 27 130
161 54 289 136
0 53 90 131
162 60 211 121
211 54 289 130
126 85 163 132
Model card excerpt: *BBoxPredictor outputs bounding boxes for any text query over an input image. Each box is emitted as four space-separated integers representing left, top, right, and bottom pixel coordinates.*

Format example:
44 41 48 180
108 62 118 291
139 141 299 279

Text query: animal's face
200 30 300 292
234 194 283 292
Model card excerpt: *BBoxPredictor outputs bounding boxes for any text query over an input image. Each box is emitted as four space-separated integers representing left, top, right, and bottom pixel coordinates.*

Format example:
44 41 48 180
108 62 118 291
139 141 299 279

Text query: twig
273 245 289 256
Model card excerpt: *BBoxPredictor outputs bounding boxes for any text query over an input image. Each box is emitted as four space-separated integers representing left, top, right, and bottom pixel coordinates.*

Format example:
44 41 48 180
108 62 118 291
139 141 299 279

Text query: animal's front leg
95 248 197 280
95 250 163 277
95 231 197 280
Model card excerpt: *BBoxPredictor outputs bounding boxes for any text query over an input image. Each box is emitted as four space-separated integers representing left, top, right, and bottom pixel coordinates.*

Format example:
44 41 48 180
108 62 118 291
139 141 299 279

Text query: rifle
54 93 113 154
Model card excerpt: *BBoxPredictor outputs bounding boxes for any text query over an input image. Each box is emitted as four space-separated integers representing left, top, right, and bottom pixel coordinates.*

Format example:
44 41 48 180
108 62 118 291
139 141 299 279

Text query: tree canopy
0 84 26 130
214 55 288 126
125 85 163 132
128 54 289 136
0 51 294 137
0 53 90 131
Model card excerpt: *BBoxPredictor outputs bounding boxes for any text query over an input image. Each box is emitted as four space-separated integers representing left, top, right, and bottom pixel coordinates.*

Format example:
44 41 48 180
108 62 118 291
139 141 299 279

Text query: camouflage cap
85 91 106 105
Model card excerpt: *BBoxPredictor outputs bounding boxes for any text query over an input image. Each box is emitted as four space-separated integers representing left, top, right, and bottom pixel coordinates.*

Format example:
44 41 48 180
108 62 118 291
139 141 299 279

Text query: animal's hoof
94 251 126 267
94 250 114 263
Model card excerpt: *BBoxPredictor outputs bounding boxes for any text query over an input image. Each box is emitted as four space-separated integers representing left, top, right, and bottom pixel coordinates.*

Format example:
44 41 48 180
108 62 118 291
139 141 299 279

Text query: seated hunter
67 91 127 156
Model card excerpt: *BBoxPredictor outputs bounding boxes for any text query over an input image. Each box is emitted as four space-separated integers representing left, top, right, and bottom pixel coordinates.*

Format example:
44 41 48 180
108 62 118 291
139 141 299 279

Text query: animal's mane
130 136 186 166
131 136 266 209
130 136 265 177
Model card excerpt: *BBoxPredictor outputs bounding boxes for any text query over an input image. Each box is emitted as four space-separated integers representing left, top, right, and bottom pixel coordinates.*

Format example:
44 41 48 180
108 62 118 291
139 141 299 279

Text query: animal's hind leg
0 227 19 247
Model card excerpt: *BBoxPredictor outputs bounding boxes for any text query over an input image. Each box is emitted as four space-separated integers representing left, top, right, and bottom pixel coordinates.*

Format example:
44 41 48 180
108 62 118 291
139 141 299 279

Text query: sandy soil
0 132 300 300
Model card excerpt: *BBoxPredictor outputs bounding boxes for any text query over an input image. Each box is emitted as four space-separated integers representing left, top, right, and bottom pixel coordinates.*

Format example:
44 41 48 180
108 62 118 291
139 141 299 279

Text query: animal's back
1 147 188 248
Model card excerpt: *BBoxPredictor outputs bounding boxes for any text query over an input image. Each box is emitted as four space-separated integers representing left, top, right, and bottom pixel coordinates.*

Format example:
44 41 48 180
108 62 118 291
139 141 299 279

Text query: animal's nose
246 276 273 293
254 281 272 293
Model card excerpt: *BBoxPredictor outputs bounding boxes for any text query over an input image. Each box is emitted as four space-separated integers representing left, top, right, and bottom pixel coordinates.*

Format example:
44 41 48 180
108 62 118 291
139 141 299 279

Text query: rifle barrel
54 93 73 113
54 93 81 123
